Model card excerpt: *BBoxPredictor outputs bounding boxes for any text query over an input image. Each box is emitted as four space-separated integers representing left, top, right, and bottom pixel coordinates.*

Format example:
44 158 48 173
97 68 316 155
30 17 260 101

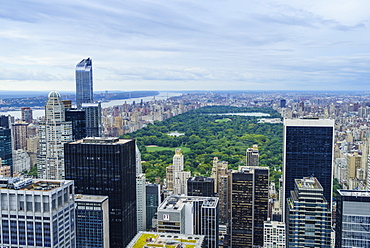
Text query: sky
0 0 369 92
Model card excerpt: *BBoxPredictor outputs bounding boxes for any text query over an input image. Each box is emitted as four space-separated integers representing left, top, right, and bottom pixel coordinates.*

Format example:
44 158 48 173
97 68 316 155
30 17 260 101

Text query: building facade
76 58 93 109
136 173 146 232
37 91 73 180
82 102 102 137
286 177 331 247
75 194 110 248
335 190 370 248
246 144 259 167
230 166 269 248
187 176 215 197
264 220 286 248
283 118 334 218
0 178 75 247
146 183 161 230
64 137 136 248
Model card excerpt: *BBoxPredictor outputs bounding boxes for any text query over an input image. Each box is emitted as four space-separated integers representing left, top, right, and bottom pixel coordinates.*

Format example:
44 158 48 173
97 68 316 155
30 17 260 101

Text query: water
1 92 182 119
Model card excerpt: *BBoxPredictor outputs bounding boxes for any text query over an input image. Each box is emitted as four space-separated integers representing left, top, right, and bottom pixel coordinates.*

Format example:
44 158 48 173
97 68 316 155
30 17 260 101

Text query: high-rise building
187 176 215 197
37 91 73 180
12 120 28 150
346 152 365 190
283 118 334 219
146 183 161 230
21 107 33 123
210 157 229 223
157 195 219 248
335 190 370 248
82 102 102 137
76 58 93 109
230 166 269 248
0 127 12 170
65 108 87 140
246 144 259 167
75 194 110 248
64 137 137 248
286 177 331 247
166 149 191 195
264 220 286 248
0 177 75 247
136 173 146 232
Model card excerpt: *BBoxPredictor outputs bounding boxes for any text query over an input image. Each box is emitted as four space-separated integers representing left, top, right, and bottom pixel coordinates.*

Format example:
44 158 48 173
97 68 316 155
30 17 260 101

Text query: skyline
1 0 370 92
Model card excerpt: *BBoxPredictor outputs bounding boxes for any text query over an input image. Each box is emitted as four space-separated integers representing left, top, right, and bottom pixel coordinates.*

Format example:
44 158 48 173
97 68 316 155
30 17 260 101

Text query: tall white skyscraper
166 149 191 195
38 91 72 179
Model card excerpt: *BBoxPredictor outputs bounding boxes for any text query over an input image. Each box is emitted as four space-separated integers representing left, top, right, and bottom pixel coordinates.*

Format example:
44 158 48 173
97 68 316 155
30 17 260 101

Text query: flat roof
159 195 219 211
0 178 72 191
69 137 133 145
339 190 370 197
295 177 323 190
284 118 334 127
127 231 205 248
75 194 108 203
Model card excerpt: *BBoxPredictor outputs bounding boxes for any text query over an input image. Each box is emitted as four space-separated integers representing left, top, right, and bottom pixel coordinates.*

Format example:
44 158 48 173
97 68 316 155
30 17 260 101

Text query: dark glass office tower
76 58 93 109
187 176 215 197
0 127 12 169
145 184 160 230
65 108 86 140
82 102 102 137
283 118 334 219
64 138 137 248
230 166 269 248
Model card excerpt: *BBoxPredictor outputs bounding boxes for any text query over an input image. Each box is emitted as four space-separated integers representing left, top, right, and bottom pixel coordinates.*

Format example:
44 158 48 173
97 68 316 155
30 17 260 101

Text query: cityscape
0 58 369 247
1 1 370 248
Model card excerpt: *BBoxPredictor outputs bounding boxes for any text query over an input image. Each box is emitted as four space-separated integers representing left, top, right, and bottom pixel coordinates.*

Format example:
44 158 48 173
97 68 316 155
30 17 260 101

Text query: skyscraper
75 194 110 248
286 177 331 247
37 91 72 180
21 107 33 123
0 127 12 169
166 149 191 195
65 108 87 140
76 58 93 109
335 190 370 247
283 118 334 219
146 183 161 230
64 137 137 248
187 176 215 197
0 177 75 247
230 166 269 248
246 144 259 167
82 102 102 137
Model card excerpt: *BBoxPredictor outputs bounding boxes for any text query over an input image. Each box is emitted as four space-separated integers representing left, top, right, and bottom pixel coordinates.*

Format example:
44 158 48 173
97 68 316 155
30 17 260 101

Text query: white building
0 177 75 247
12 149 31 173
37 91 73 180
264 220 286 248
166 149 191 195
136 173 146 232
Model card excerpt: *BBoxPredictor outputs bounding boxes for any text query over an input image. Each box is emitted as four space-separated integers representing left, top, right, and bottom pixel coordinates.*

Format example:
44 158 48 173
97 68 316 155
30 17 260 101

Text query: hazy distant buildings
286 177 331 247
0 178 75 247
75 194 110 248
230 166 269 248
283 118 334 219
64 137 137 248
336 190 370 248
76 58 93 109
37 91 72 180
21 107 33 123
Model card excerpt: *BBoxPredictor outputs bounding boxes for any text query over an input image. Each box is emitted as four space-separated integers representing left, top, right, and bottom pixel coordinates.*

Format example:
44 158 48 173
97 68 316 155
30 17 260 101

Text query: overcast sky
0 0 369 92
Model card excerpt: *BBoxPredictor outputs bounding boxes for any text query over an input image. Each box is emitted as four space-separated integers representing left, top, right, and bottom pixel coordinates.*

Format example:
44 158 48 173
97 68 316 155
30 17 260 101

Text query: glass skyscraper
76 58 93 109
64 137 137 248
283 118 334 219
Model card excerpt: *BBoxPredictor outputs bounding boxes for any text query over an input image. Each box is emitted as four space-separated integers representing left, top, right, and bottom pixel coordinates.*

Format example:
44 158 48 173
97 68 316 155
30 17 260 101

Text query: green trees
122 106 283 183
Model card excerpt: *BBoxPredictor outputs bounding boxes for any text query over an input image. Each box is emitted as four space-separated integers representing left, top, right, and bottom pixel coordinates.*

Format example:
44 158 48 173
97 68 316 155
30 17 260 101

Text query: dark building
283 119 334 220
0 115 10 128
0 127 12 169
65 137 137 248
280 99 286 108
335 190 370 248
187 176 215 197
65 108 87 140
82 102 102 137
76 58 93 109
230 166 269 248
75 195 110 248
145 184 160 230
21 107 33 123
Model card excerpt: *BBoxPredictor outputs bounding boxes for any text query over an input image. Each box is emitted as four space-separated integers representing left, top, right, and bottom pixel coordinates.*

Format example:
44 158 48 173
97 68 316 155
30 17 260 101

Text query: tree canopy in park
122 106 283 183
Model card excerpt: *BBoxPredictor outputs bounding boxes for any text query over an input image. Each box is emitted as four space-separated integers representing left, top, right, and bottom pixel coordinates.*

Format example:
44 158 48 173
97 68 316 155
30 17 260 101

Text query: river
1 92 182 119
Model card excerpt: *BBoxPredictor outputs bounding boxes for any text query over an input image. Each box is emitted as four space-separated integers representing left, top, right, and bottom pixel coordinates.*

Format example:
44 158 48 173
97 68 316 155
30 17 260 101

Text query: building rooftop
69 137 132 145
295 177 323 190
188 176 214 182
126 231 205 248
159 195 218 211
0 177 71 191
338 190 370 197
75 194 108 203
